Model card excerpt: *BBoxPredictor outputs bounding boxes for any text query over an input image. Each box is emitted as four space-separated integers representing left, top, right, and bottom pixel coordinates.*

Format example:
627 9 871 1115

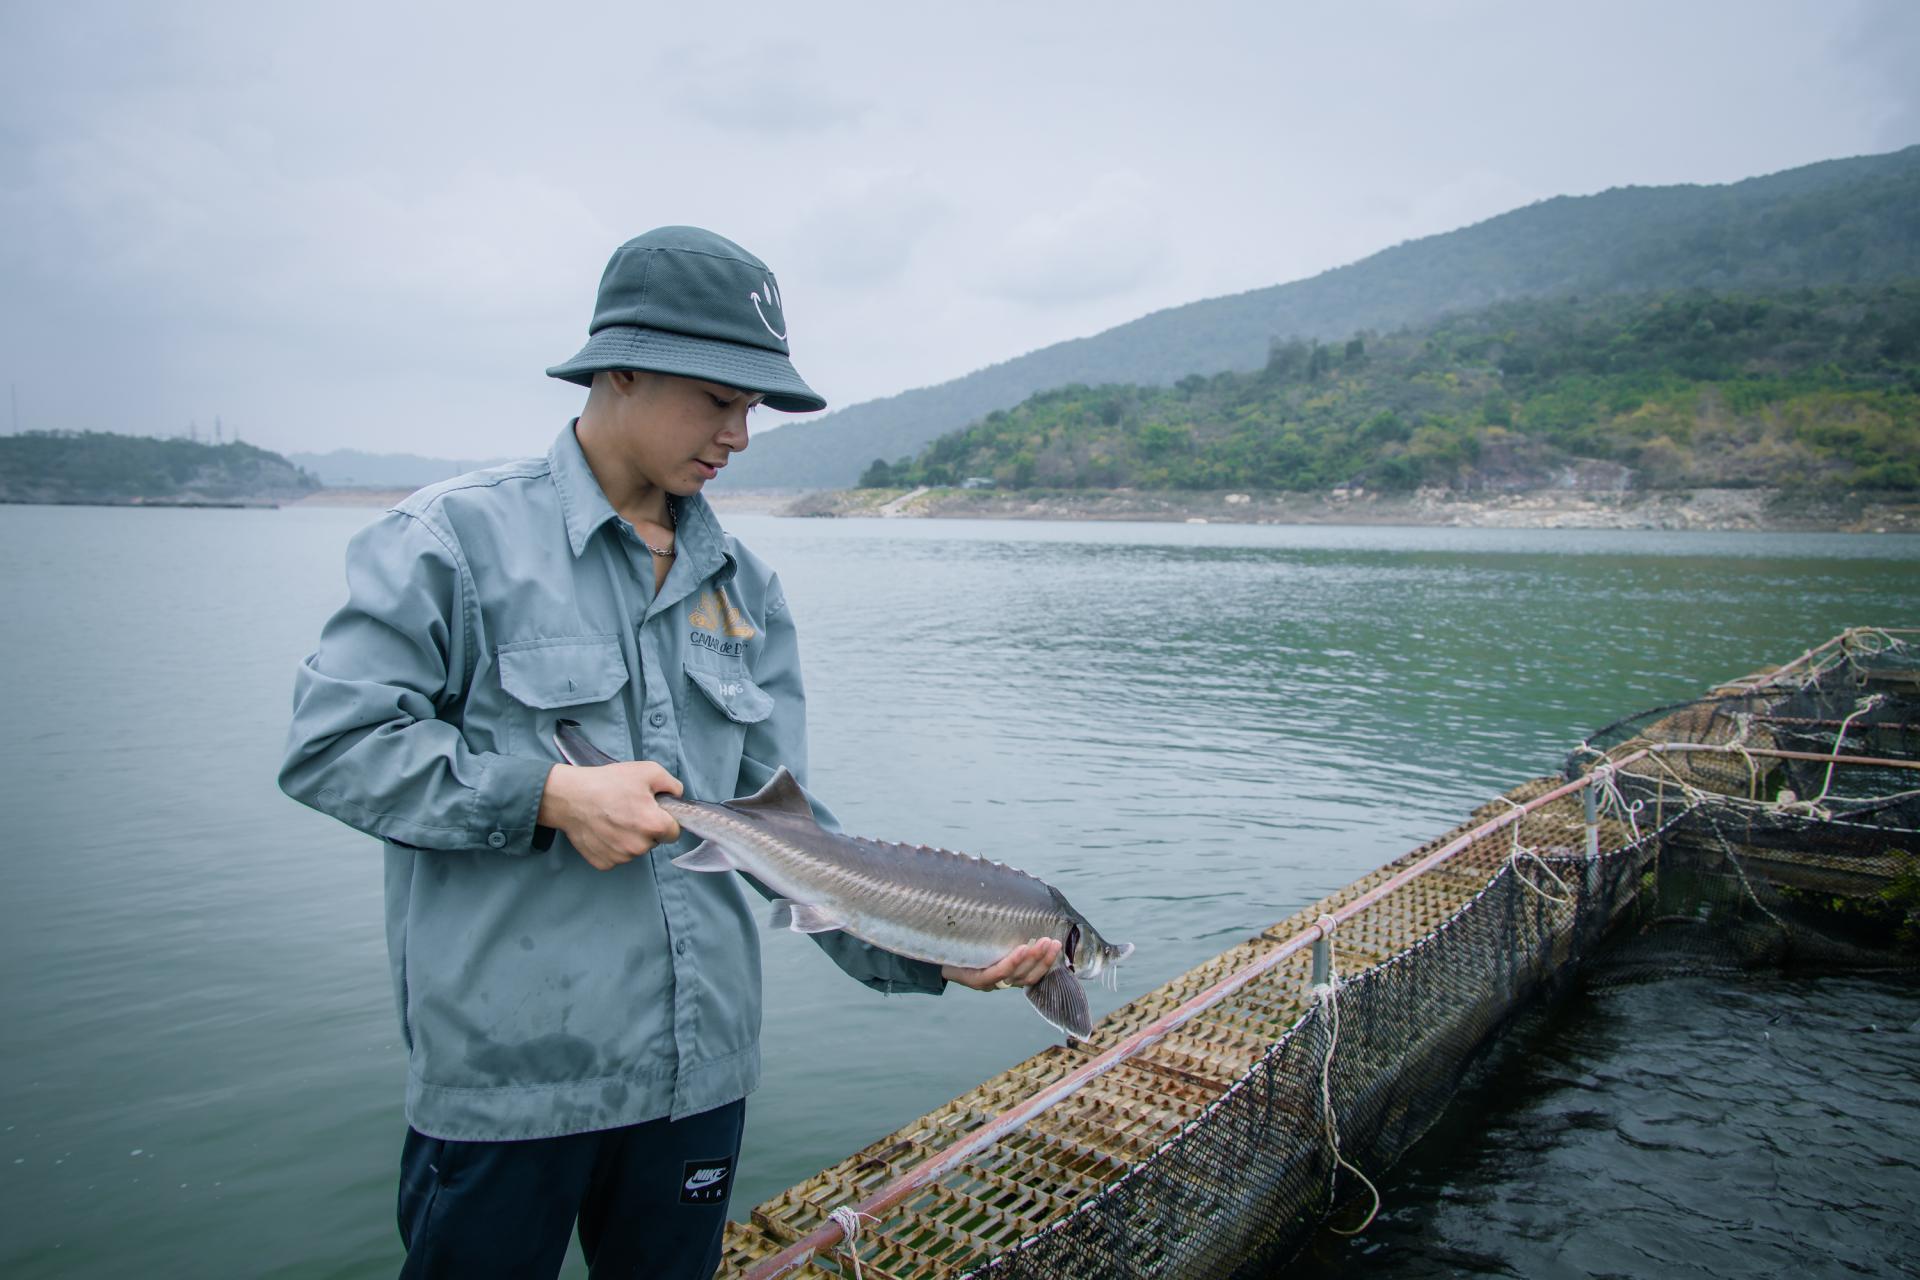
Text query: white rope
1729 710 1754 746
1590 764 1646 842
1640 750 1717 809
1807 694 1885 808
1492 796 1574 905
1510 847 1574 905
1795 643 1852 692
1847 627 1909 660
1312 915 1381 1237
1701 815 1794 938
829 1206 878 1278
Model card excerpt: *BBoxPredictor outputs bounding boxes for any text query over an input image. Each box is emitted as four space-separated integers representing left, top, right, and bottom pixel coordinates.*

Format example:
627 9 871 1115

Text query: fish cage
719 627 1920 1279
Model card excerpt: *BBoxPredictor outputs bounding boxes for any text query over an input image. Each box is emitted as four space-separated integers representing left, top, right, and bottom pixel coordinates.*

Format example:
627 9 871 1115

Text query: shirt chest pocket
679 662 773 797
495 635 635 762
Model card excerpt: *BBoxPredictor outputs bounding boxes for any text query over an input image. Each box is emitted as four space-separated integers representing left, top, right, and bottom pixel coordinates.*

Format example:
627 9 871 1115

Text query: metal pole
1583 783 1600 860
1653 744 1919 770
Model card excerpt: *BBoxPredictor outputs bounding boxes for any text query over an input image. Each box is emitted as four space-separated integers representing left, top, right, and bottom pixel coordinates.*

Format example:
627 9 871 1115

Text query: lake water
0 504 1915 1278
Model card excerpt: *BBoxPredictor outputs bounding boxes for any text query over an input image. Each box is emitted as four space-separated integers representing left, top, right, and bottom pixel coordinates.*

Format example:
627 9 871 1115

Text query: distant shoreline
289 488 415 507
22 484 1908 534
0 496 279 510
782 485 1920 534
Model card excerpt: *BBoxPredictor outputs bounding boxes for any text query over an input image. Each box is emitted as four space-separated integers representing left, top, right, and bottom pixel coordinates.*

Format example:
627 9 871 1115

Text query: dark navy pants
396 1100 746 1280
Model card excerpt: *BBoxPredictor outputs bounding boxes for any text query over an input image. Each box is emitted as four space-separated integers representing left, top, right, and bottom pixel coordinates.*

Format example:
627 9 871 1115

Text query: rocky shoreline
782 485 1919 533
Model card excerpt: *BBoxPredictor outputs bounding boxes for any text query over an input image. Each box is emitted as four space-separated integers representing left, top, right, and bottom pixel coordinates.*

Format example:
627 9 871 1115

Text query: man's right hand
538 762 684 871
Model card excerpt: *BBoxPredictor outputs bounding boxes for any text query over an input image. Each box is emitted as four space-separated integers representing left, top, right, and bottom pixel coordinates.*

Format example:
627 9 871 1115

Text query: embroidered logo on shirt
689 589 756 639
682 1156 735 1204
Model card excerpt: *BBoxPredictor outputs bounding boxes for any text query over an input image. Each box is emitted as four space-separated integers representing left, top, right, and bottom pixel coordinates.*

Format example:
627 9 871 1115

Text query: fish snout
1094 939 1134 987
1073 934 1134 985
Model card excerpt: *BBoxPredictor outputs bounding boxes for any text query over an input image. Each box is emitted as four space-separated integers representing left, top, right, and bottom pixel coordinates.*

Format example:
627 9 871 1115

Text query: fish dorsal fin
727 767 814 818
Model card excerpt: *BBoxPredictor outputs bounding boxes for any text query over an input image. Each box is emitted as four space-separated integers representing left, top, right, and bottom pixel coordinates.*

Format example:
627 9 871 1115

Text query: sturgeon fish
554 721 1133 1040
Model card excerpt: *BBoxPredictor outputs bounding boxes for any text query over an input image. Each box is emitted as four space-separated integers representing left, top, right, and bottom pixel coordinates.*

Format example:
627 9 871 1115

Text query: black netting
1568 630 1920 812
971 826 1673 1280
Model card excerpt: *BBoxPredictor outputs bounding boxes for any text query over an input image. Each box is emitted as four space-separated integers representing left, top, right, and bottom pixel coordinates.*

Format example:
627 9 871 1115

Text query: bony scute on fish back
551 720 1135 1042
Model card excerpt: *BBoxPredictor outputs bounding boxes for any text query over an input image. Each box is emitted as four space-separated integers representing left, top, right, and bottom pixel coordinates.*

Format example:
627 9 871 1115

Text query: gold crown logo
690 589 756 639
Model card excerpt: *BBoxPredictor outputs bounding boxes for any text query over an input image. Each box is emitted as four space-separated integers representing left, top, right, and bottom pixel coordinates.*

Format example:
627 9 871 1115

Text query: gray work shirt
280 423 944 1140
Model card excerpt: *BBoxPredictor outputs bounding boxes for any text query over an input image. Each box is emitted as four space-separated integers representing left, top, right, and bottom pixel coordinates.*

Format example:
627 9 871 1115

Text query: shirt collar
549 421 620 558
670 489 738 590
547 421 737 586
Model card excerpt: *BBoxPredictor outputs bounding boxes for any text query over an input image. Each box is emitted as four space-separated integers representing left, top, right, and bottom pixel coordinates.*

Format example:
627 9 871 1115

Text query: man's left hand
941 938 1064 991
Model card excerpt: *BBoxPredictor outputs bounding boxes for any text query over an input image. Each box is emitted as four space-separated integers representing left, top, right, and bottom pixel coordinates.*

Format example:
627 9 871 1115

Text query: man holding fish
280 227 1125 1280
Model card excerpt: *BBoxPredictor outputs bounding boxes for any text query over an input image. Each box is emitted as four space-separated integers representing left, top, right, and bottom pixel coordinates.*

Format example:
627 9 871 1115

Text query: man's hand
941 938 1064 992
539 762 683 871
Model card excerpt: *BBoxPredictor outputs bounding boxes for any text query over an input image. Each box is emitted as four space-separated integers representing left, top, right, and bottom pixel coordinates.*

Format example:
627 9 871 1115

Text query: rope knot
829 1206 878 1278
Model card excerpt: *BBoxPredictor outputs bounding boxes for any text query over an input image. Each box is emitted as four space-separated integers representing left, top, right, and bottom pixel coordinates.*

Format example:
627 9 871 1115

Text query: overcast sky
2 1 1916 459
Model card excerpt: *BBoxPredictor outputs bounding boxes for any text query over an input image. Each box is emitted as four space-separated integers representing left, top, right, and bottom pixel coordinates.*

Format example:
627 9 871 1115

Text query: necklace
639 497 676 558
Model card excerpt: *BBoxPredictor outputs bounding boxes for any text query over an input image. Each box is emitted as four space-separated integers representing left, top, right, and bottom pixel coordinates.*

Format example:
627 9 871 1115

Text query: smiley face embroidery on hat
545 226 827 412
750 278 786 341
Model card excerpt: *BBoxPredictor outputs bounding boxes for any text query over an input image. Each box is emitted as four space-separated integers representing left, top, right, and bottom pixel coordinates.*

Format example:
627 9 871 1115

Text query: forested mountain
859 284 1919 494
722 145 1920 490
0 432 319 504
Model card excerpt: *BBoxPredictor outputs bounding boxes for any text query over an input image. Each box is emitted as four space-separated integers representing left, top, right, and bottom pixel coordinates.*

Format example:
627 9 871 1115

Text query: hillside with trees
0 432 319 504
856 284 1920 495
724 144 1920 491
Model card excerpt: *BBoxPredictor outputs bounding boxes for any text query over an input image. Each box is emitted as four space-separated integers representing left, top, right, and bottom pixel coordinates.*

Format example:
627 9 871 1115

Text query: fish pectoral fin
727 767 815 818
769 898 845 934
671 841 739 873
1024 965 1094 1042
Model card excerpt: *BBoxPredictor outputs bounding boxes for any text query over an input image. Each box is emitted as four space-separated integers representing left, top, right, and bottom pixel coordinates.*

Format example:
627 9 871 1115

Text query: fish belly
834 903 1056 972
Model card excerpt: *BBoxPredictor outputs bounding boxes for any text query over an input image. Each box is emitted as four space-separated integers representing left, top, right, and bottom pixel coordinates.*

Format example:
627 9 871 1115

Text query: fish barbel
554 721 1133 1040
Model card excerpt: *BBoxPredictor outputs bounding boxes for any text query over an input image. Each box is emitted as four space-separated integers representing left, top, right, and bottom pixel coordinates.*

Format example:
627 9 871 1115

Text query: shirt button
486 831 507 849
649 711 667 728
674 939 688 956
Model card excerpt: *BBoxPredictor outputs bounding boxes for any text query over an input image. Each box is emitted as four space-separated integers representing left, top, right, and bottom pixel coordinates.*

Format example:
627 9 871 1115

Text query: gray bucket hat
546 226 827 413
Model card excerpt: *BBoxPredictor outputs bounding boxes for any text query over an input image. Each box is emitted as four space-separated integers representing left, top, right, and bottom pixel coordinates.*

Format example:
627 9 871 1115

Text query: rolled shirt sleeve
279 510 553 853
738 581 947 997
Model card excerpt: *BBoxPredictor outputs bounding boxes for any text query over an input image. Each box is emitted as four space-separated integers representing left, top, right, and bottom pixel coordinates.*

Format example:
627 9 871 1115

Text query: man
280 226 1058 1279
